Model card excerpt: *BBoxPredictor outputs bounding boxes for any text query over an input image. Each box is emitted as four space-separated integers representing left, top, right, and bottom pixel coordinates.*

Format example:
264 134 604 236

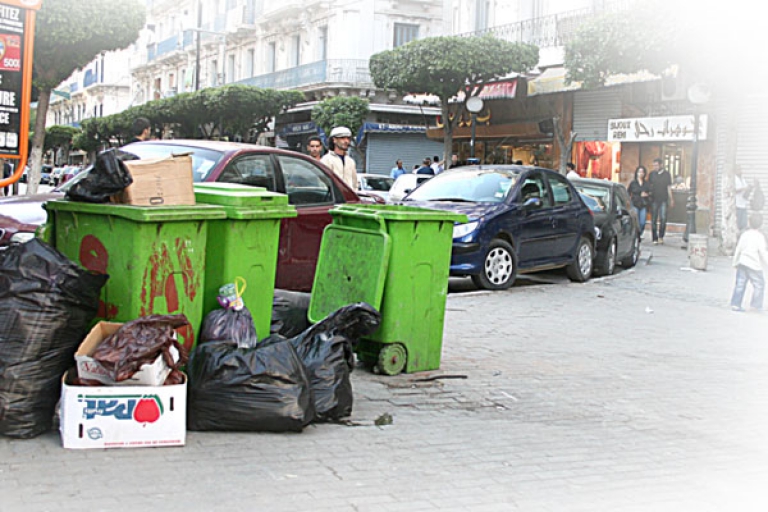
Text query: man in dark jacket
648 157 674 245
129 117 151 144
416 157 435 176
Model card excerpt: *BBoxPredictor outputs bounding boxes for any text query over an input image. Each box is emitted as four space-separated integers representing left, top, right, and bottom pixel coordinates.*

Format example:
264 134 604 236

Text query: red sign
0 34 21 71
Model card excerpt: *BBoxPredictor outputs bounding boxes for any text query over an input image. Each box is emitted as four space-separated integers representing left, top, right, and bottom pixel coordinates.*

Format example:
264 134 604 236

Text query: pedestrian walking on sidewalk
628 165 651 240
730 213 768 312
306 136 324 161
648 158 674 245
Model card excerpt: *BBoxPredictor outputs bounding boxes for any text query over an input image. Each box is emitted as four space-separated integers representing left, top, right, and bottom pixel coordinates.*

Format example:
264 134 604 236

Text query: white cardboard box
76 322 177 386
60 370 187 449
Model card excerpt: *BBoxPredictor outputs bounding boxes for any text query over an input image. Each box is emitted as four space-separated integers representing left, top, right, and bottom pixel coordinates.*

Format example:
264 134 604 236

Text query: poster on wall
0 4 26 156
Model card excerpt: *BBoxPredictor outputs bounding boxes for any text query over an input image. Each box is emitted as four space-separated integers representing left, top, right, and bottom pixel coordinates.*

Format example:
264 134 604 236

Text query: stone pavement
2 234 767 512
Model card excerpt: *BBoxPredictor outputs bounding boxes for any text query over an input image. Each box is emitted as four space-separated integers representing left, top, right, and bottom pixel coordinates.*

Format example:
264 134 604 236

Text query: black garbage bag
187 339 314 432
265 302 381 422
270 289 311 338
65 148 137 203
0 239 108 438
200 306 258 349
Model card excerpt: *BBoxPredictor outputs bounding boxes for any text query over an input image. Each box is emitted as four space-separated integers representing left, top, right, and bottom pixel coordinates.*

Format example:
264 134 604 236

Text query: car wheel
595 238 617 276
621 235 640 268
566 236 594 282
471 239 517 290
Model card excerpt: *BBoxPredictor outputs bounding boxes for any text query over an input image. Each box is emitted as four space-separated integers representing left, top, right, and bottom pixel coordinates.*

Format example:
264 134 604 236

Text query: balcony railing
236 60 372 90
460 0 634 48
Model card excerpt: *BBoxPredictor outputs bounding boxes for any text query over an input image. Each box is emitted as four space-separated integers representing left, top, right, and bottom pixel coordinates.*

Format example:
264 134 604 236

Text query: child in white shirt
731 213 768 312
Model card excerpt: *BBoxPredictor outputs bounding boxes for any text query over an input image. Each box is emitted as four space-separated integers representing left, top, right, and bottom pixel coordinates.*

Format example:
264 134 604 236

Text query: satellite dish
687 83 711 104
466 96 485 113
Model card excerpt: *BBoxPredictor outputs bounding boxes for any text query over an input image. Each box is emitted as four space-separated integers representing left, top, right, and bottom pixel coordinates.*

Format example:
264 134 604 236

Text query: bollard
688 234 708 270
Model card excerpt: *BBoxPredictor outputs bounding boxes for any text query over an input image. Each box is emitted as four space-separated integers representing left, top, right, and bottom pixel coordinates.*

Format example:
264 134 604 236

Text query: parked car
571 178 641 275
400 165 596 290
0 170 89 247
0 140 366 291
357 173 395 201
388 173 432 202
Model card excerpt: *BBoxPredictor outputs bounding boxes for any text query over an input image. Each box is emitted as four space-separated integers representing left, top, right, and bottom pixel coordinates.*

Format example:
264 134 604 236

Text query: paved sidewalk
2 234 767 512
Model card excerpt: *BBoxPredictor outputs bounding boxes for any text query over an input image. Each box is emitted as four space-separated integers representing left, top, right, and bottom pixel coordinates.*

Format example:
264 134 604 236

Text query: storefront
608 114 713 226
426 79 562 169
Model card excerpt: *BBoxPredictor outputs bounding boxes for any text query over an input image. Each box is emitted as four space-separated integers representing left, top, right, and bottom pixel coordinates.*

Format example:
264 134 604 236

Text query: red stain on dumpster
140 243 174 317
79 235 118 318
175 238 199 301
80 235 108 274
139 241 196 350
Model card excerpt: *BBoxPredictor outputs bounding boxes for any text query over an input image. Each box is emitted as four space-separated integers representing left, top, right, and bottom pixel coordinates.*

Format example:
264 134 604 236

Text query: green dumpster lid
44 199 227 222
308 224 391 324
219 205 297 220
332 203 467 223
193 183 289 207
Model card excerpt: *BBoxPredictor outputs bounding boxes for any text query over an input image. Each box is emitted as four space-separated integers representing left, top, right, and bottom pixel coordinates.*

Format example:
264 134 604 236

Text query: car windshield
121 143 225 182
405 169 520 203
575 185 611 212
362 176 394 191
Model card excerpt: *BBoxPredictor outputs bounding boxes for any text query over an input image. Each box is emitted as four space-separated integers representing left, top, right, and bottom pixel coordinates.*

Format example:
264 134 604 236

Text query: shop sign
607 115 708 142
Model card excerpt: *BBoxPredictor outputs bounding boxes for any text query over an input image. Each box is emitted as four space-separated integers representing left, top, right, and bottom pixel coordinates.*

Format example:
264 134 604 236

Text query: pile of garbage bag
0 239 107 438
188 302 381 432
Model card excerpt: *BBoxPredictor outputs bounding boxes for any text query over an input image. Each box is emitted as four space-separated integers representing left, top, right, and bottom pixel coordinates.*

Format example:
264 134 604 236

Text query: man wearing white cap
321 126 357 189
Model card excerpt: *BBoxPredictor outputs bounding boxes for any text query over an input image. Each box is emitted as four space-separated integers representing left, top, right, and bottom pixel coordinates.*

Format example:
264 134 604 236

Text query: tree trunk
552 116 576 174
27 87 51 195
442 102 453 170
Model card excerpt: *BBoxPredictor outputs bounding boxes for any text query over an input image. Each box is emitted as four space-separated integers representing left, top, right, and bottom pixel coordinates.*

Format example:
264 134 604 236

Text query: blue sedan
402 165 596 290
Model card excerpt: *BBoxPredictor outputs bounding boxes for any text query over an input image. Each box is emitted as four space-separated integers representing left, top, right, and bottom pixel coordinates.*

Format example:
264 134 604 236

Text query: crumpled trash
65 148 137 203
89 314 190 383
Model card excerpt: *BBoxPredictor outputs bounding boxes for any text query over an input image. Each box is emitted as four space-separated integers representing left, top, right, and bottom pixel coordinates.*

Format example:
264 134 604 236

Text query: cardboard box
116 155 196 206
75 322 178 386
60 370 187 449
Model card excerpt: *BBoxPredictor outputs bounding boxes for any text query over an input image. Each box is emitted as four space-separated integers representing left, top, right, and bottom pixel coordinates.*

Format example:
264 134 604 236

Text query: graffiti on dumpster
140 237 201 350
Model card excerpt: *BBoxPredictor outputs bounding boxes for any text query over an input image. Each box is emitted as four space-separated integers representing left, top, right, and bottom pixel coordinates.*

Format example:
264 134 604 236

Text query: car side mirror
523 197 542 209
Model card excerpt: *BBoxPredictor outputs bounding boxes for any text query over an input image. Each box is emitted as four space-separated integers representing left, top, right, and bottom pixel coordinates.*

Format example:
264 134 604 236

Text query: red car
0 140 376 291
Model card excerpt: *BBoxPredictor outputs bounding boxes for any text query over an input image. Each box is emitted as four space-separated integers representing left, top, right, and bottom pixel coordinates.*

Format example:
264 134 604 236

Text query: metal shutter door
364 133 445 175
573 89 623 141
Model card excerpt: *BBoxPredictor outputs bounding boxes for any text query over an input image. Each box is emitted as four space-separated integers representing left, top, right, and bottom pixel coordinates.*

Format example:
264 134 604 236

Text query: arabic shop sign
607 115 708 143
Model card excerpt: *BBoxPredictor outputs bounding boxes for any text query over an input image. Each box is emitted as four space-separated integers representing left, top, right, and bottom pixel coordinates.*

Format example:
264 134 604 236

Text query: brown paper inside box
115 154 196 206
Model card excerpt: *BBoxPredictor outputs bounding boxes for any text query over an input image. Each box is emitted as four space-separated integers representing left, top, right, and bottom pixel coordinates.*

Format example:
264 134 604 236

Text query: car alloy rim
486 247 513 285
578 243 592 276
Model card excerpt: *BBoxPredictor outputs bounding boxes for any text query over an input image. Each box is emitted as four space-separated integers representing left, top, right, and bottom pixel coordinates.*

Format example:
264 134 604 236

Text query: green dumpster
193 183 297 339
44 200 226 351
308 204 467 375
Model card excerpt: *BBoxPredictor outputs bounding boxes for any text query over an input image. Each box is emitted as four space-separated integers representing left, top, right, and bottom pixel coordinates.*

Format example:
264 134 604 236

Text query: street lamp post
683 83 711 244
195 0 202 91
466 96 484 161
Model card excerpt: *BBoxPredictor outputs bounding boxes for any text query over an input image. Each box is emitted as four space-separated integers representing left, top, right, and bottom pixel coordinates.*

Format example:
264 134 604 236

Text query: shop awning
426 122 544 141
453 80 518 102
356 122 428 145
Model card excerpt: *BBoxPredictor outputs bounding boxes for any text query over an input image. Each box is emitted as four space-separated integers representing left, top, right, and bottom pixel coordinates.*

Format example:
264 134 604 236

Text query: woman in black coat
628 166 650 240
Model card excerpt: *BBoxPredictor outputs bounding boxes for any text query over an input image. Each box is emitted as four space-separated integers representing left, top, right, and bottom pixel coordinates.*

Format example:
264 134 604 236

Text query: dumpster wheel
376 343 407 376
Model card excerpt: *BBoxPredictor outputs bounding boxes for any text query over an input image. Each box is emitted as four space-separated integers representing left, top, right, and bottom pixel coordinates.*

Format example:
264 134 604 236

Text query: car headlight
453 221 478 239
10 232 35 244
594 226 602 241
